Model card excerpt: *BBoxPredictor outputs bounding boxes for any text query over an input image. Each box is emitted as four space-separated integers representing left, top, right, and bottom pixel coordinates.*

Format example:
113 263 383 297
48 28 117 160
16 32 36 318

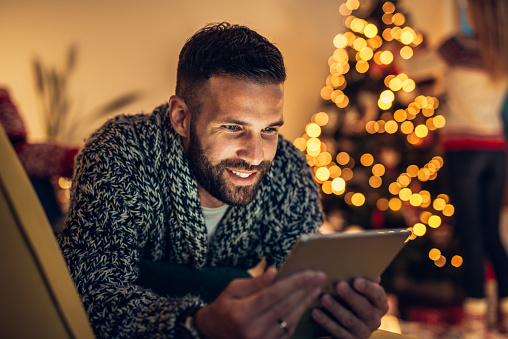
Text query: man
58 22 388 338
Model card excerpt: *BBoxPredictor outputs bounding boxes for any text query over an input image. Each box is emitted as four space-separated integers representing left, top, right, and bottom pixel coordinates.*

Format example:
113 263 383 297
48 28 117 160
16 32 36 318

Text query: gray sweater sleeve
58 116 203 338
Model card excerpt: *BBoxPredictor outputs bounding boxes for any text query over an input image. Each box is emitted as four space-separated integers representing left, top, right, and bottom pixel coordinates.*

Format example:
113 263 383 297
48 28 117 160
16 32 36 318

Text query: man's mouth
230 169 254 179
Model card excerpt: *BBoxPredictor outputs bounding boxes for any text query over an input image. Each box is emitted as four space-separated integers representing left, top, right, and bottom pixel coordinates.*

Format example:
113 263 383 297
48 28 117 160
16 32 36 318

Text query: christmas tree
294 0 463 270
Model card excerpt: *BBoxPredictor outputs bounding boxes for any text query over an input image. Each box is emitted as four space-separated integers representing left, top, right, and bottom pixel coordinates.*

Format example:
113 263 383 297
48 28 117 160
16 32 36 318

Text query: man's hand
194 266 326 339
311 278 389 339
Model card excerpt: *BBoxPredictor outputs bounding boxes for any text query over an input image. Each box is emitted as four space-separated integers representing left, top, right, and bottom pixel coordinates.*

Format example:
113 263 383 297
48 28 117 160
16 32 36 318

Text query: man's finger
352 278 389 314
247 269 326 316
225 266 278 298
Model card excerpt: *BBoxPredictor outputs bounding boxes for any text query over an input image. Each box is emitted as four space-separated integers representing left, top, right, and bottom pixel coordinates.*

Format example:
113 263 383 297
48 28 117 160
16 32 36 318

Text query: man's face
185 75 284 207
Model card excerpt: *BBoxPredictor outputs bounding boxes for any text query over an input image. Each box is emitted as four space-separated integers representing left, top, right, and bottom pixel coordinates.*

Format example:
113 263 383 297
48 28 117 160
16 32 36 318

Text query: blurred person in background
437 0 508 336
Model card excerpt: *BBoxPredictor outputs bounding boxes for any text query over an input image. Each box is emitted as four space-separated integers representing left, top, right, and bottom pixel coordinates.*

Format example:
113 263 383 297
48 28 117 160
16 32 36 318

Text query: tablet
278 228 412 338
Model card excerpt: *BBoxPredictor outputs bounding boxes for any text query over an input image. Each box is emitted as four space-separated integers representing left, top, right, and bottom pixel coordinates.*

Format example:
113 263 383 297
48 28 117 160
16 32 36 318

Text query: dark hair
176 22 286 114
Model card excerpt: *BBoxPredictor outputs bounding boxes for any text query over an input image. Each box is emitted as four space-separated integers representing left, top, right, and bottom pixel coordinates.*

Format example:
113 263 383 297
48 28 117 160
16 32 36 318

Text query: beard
186 121 272 206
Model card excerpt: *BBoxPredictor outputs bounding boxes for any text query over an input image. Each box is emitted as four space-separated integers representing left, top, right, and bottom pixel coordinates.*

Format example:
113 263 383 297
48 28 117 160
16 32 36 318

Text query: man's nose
237 132 264 166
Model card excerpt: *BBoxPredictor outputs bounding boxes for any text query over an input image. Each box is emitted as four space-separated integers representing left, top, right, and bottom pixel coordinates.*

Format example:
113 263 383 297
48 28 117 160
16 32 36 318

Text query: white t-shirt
201 204 229 241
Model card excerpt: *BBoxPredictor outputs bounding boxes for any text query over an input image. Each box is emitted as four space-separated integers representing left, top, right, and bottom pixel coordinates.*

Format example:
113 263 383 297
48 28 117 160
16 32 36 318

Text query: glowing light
364 24 378 38
336 152 350 165
377 198 389 211
383 1 395 14
389 182 401 195
307 138 321 153
392 13 405 26
339 3 352 16
353 37 368 51
415 124 429 138
329 166 341 179
407 165 419 177
389 77 403 91
333 49 349 62
394 109 407 122
443 204 455 217
351 193 366 206
314 112 329 126
346 0 360 10
402 79 416 92
331 90 345 103
382 28 393 41
380 90 395 104
380 50 394 64
409 194 423 206
385 120 398 134
433 115 446 128
59 177 72 189
315 167 331 181
306 123 321 138
330 74 346 88
341 168 354 181
359 47 374 60
420 191 431 205
378 99 392 110
413 223 426 236
372 163 385 176
428 215 442 228
316 152 332 166
400 28 415 44
389 197 402 211
351 18 366 33
368 36 383 49
383 12 394 24
451 255 463 267
320 86 333 100
397 173 411 187
356 60 370 73
360 153 374 166
400 121 414 134
400 46 413 59
422 107 434 117
322 181 333 194
433 198 446 211
369 175 382 188
407 133 421 145
293 137 307 151
399 187 412 201
429 248 441 261
420 211 432 224
332 177 346 192
333 35 348 49
435 256 446 267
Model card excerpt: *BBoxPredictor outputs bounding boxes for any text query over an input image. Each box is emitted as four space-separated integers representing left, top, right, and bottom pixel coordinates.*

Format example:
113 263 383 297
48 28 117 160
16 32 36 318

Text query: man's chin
218 184 259 206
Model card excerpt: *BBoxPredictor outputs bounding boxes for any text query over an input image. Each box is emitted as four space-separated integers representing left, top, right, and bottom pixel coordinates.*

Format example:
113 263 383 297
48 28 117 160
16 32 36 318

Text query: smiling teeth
232 170 252 178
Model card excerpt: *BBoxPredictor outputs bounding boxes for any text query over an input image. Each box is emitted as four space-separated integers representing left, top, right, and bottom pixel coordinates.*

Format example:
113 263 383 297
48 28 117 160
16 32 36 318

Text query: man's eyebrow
220 119 285 127
270 119 285 127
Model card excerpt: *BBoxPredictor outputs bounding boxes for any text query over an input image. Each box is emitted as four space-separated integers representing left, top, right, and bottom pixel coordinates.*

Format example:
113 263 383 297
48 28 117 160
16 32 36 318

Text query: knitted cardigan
58 103 323 338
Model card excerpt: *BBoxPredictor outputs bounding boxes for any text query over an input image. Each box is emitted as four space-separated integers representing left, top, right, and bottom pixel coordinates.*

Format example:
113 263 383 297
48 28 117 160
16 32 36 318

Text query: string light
298 0 458 269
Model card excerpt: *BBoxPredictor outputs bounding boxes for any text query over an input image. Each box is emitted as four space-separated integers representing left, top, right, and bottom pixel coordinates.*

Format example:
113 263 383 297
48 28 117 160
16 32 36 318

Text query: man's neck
197 185 226 208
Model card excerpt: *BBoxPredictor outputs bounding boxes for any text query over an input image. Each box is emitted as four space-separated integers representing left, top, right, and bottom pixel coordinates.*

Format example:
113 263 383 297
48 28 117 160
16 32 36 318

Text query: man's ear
168 95 191 141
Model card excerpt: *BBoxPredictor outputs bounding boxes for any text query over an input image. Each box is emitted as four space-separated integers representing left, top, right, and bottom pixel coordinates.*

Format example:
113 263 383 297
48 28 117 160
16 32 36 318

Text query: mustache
219 159 271 172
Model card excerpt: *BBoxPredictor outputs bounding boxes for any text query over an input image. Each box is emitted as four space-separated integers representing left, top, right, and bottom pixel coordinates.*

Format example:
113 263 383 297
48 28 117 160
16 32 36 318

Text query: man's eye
263 127 278 134
223 125 241 132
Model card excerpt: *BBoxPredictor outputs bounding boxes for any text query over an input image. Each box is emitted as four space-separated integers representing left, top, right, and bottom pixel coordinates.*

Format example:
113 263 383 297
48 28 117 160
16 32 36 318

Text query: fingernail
322 293 333 307
336 281 348 293
312 308 323 321
311 287 322 298
354 278 366 290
